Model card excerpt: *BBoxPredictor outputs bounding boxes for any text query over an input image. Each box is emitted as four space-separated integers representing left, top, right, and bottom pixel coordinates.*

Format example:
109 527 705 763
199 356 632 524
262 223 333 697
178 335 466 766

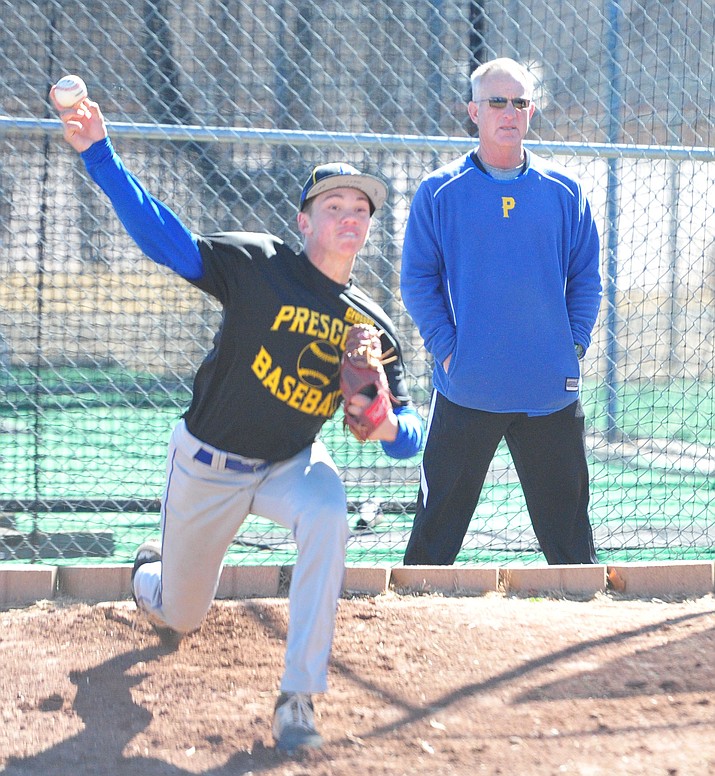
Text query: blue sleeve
400 183 456 366
380 405 424 460
80 137 203 280
565 188 602 352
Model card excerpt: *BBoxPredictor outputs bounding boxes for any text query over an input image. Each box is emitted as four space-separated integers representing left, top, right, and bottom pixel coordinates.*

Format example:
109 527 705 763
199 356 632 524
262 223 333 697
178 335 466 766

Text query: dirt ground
1 591 714 776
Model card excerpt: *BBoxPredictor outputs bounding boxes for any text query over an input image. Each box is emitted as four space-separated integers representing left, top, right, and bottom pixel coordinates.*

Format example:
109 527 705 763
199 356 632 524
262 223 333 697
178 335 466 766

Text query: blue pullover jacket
401 150 602 415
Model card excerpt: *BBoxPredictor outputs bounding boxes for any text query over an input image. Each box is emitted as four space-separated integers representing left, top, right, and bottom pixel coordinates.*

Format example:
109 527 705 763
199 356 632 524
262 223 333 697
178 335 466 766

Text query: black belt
193 447 270 473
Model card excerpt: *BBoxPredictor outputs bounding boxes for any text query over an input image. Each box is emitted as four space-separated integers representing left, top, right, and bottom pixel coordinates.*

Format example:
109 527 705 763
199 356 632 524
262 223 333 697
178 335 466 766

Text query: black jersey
183 232 412 461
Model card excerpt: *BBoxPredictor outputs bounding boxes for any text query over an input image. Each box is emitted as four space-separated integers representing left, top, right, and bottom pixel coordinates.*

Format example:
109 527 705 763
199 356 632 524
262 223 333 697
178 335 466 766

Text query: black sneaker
131 541 182 649
272 692 323 754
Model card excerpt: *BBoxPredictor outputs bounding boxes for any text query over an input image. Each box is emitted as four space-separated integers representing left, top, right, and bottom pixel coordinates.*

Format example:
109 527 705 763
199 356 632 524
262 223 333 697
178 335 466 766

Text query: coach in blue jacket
401 57 602 565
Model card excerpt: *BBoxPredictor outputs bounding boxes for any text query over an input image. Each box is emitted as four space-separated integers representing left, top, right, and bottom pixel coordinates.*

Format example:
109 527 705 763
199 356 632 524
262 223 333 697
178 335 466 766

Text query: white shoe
272 692 323 753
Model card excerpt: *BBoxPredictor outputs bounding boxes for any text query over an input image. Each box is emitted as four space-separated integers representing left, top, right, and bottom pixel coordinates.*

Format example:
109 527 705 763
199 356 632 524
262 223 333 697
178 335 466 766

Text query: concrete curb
0 565 58 604
0 561 713 606
604 561 714 598
390 565 500 594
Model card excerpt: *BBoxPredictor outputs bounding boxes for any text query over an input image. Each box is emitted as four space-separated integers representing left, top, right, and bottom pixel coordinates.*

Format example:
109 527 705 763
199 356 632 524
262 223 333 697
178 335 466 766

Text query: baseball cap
299 163 388 214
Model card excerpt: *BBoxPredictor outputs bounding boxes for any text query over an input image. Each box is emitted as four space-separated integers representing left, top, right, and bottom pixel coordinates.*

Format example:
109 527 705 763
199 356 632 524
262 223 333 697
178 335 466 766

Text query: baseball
54 74 88 108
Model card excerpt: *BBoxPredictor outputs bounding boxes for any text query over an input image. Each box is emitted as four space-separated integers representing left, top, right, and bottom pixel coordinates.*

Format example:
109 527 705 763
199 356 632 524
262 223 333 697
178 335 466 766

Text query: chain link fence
1 0 713 565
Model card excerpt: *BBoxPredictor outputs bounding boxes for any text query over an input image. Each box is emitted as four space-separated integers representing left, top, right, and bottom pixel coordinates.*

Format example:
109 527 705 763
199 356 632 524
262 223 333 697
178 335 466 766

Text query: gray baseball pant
132 419 351 694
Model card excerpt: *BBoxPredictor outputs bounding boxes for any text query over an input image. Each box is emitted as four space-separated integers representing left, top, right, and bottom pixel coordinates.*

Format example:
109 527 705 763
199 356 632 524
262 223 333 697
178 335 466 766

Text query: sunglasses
480 96 531 110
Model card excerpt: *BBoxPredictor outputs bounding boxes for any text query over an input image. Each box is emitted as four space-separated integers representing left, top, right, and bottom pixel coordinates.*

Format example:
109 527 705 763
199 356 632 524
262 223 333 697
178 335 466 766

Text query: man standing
400 57 601 566
51 84 423 754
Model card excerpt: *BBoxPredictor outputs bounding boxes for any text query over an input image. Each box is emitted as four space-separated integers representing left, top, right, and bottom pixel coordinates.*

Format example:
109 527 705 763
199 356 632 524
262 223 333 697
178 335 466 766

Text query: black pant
404 393 597 565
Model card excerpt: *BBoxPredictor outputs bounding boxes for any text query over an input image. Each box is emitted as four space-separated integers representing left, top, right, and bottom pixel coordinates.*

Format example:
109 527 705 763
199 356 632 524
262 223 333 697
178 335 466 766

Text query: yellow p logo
501 197 516 218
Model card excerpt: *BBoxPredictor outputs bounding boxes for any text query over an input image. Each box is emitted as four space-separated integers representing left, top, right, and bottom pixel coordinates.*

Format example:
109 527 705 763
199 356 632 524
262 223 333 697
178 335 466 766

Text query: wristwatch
575 343 585 360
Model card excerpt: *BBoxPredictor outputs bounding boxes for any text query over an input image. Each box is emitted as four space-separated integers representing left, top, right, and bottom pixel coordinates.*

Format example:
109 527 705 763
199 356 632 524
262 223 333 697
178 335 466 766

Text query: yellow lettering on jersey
262 366 282 394
329 317 345 346
290 307 310 332
317 390 341 417
287 382 308 408
251 346 272 378
270 305 295 330
344 307 374 325
271 306 343 344
502 196 516 218
278 374 296 401
301 312 332 339
305 310 320 337
300 387 322 414
318 313 331 339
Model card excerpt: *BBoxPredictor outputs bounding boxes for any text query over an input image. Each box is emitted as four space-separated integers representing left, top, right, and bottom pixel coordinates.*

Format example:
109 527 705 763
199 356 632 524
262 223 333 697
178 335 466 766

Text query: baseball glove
340 323 395 442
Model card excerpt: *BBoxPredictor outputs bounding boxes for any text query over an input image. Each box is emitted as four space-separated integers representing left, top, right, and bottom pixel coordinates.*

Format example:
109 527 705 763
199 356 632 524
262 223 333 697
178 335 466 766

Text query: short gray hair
470 58 534 102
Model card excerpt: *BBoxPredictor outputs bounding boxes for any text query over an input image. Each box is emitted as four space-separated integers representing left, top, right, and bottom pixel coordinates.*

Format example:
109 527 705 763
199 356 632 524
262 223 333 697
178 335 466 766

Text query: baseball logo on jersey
296 341 340 387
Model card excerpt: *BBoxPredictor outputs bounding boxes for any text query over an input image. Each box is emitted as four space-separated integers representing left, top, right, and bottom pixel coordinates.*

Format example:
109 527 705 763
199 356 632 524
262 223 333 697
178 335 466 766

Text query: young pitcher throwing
50 80 423 755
